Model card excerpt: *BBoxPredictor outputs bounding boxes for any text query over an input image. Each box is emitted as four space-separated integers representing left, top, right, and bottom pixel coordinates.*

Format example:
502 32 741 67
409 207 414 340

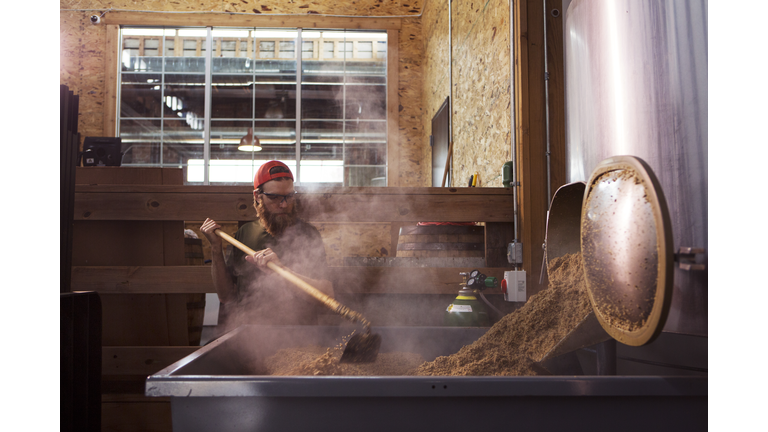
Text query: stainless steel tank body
565 0 708 336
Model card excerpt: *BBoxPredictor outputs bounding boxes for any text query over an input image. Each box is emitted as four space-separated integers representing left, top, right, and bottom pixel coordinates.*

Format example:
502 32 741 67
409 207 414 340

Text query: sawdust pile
415 252 591 376
263 252 589 376
266 345 425 376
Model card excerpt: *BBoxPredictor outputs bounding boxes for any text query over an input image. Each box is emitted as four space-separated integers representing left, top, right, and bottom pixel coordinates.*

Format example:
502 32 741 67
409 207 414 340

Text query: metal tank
565 0 708 336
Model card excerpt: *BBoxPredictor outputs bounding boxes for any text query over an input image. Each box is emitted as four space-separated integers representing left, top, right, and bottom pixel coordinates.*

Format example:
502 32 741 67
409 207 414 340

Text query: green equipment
444 270 497 327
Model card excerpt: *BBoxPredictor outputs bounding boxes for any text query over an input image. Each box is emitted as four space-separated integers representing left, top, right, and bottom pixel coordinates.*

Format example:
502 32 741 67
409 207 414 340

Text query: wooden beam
102 11 402 30
546 0 567 194
484 222 516 268
102 346 197 376
73 185 516 222
72 266 509 295
103 25 119 137
72 266 213 294
513 0 549 297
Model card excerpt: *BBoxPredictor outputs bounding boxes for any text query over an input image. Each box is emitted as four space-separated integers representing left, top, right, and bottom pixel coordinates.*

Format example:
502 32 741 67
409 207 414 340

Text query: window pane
120 119 162 165
345 84 386 119
376 41 387 59
301 62 343 119
323 42 334 58
301 120 343 162
300 160 343 184
346 166 386 187
164 74 205 118
161 119 205 165
164 37 175 56
259 41 275 58
204 120 297 184
278 41 295 59
164 56 206 73
344 120 387 169
120 74 163 117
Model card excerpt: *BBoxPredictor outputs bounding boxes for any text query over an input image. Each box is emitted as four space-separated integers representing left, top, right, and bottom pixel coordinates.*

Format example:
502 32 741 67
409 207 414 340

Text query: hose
477 291 505 321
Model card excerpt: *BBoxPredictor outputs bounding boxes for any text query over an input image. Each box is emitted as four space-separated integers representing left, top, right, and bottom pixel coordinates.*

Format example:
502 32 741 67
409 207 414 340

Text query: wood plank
546 0 567 194
72 266 510 295
102 347 197 376
513 0 549 297
75 185 515 194
103 25 119 137
74 186 515 222
99 294 172 346
485 222 516 267
102 11 402 30
72 266 213 294
101 398 171 432
387 28 400 186
76 167 167 185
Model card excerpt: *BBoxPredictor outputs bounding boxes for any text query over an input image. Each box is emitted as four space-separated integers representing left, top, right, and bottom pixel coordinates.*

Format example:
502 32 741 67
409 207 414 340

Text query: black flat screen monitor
82 137 123 166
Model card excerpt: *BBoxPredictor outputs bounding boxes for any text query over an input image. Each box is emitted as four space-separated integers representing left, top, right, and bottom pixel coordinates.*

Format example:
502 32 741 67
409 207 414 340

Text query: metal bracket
674 247 706 271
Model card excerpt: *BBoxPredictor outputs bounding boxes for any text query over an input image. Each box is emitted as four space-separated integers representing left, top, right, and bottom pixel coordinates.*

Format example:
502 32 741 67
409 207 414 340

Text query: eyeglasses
260 191 297 204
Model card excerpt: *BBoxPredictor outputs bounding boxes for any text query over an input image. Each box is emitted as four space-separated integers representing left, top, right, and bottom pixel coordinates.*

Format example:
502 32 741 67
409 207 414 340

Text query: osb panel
341 223 392 258
61 0 424 15
79 55 106 139
421 0 450 186
396 18 426 187
314 222 391 267
451 0 511 188
60 11 82 96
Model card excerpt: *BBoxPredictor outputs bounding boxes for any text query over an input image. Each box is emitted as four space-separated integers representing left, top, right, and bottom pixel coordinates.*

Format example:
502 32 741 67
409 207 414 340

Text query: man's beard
255 200 298 236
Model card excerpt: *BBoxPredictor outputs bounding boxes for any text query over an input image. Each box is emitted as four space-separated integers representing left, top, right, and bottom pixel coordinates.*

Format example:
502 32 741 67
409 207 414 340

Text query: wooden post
103 25 119 137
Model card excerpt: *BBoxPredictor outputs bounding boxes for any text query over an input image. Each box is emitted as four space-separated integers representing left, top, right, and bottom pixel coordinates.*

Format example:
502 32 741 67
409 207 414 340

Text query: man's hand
245 248 283 269
200 218 223 250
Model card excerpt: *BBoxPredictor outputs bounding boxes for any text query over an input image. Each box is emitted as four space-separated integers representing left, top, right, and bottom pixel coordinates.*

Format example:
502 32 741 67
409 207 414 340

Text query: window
117 27 388 186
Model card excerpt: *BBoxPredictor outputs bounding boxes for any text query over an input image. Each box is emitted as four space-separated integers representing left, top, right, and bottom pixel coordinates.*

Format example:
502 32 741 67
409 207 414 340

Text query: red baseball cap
254 160 294 189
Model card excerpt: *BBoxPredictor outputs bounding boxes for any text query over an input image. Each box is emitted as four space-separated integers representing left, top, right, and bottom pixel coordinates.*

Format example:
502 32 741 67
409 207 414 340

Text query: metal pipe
510 0 519 243
448 0 453 187
295 28 303 184
596 339 617 375
543 0 552 209
160 32 166 167
203 27 213 185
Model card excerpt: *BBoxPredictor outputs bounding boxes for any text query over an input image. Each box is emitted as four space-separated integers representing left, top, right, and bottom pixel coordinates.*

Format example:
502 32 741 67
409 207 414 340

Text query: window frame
102 12 400 186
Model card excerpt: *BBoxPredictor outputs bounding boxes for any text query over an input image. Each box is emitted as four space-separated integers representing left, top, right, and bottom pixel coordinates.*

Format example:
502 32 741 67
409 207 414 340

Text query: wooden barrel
184 238 206 346
396 225 485 258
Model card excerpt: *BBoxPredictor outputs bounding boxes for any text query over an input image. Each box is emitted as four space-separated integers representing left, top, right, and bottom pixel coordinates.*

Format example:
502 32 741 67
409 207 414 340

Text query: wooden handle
214 230 369 327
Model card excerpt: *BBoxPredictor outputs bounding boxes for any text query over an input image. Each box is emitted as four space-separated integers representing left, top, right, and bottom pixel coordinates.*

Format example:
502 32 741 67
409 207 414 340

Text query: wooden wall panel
546 0 567 194
451 0 512 189
422 0 450 187
396 19 427 187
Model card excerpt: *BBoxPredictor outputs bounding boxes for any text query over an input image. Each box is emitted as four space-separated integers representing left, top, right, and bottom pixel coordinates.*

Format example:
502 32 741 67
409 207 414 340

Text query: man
200 161 333 334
